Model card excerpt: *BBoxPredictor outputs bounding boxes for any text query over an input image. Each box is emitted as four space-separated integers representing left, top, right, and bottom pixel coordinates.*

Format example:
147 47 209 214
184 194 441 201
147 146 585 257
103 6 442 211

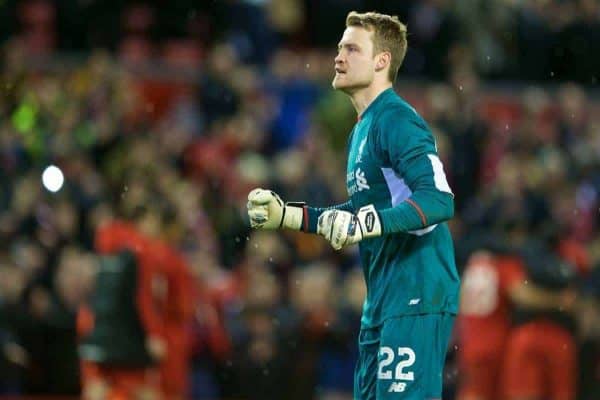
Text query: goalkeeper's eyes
337 44 359 53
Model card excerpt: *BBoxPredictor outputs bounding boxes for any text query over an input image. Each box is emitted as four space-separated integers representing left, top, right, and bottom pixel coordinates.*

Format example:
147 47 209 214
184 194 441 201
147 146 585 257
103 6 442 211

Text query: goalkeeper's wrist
281 202 306 230
357 204 382 238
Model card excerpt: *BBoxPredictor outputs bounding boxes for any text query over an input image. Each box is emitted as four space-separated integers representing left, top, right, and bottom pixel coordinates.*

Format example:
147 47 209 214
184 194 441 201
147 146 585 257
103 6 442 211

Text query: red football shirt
458 251 526 358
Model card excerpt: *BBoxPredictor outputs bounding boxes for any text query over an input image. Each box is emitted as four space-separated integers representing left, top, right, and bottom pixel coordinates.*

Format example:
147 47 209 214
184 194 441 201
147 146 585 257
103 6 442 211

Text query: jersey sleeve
375 109 454 234
304 200 354 234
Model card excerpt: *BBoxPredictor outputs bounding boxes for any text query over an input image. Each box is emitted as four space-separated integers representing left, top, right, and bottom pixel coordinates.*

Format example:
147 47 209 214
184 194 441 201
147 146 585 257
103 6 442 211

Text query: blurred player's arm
508 282 576 311
575 296 600 339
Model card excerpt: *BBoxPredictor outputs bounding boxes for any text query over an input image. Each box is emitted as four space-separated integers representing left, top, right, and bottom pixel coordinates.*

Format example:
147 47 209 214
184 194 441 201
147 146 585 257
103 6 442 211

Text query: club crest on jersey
355 137 367 163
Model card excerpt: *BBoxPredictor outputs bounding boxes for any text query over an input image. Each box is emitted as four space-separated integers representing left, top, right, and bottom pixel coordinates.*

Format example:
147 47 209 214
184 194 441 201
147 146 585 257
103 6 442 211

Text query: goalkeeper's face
333 27 377 93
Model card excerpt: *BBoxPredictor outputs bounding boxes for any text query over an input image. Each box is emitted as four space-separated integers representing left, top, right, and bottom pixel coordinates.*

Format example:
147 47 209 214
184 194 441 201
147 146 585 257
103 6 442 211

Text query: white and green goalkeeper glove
247 188 304 230
317 205 381 250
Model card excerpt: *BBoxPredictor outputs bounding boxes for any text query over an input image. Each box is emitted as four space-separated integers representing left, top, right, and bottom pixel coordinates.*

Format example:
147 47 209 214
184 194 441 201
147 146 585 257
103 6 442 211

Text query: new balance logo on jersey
388 382 407 393
356 168 370 191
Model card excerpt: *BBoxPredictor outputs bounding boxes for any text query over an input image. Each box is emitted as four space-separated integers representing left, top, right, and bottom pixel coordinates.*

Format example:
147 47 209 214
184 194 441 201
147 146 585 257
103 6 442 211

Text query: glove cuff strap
282 202 305 230
357 204 382 238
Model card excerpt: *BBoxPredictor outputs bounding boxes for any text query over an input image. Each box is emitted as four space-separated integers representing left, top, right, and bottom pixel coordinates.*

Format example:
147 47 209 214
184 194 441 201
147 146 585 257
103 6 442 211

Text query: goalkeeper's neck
350 81 394 117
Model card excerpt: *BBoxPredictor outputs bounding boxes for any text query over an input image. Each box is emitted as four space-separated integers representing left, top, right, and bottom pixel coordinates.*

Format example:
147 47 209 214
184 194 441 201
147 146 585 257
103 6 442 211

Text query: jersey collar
357 87 396 121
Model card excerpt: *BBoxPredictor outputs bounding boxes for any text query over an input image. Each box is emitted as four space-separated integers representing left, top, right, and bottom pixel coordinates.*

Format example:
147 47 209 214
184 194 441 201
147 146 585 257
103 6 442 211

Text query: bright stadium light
42 165 64 193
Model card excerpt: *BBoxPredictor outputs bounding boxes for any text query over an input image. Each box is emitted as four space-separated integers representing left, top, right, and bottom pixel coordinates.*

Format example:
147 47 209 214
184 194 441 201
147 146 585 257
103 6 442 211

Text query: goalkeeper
247 11 459 400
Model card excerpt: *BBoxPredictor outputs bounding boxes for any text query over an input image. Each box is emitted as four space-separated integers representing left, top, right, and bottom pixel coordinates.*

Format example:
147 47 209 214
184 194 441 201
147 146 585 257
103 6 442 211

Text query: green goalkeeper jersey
306 88 460 328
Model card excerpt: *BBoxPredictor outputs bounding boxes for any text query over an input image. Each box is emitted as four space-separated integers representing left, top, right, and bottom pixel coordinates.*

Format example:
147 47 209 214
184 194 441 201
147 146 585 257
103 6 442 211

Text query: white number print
395 348 415 381
378 347 394 380
378 346 416 381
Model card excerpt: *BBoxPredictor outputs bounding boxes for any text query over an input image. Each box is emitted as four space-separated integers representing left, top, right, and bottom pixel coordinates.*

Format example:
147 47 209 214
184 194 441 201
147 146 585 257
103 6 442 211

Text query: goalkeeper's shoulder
375 104 431 140
372 107 435 159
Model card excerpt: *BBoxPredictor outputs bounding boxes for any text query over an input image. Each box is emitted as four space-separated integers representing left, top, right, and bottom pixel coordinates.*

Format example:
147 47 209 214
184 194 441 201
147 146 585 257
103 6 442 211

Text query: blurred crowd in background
0 0 600 399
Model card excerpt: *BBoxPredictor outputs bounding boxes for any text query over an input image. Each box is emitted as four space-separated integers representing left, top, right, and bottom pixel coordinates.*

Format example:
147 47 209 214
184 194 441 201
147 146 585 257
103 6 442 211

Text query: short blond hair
346 11 408 82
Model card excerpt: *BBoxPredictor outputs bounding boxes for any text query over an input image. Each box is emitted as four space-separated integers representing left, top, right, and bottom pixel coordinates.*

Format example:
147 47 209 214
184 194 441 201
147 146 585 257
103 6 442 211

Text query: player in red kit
78 221 166 400
149 238 195 399
500 241 579 400
457 250 526 400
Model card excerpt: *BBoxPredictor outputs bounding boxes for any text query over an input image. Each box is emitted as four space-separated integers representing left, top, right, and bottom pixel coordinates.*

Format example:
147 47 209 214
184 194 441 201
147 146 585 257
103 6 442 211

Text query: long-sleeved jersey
305 88 460 328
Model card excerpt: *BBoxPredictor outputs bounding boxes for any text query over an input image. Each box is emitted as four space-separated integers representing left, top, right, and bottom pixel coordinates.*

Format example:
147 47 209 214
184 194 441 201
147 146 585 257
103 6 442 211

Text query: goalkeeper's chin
332 74 347 90
332 75 362 94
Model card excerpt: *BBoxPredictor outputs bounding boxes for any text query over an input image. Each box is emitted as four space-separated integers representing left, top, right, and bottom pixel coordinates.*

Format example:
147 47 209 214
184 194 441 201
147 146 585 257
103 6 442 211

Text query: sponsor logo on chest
347 167 370 196
348 135 371 195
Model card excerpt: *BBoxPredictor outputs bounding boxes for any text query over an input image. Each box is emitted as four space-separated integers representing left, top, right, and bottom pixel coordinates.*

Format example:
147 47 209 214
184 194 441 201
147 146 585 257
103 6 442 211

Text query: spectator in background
551 0 600 85
198 43 240 128
514 0 555 81
42 247 95 395
0 258 28 395
222 254 297 400
576 266 600 399
316 266 364 399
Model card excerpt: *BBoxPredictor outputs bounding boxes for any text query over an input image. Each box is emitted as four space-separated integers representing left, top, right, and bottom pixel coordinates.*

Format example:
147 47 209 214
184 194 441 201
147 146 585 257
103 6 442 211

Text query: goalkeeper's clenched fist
246 188 305 230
